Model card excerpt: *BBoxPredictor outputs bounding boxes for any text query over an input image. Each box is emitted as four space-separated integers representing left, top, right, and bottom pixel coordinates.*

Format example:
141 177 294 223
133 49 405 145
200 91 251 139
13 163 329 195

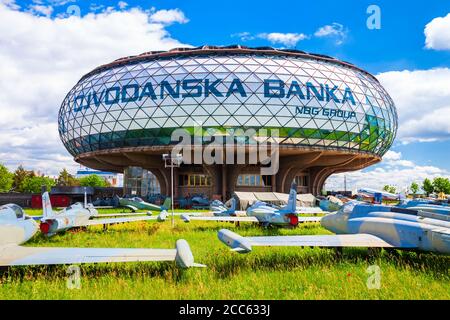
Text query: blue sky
1 0 450 191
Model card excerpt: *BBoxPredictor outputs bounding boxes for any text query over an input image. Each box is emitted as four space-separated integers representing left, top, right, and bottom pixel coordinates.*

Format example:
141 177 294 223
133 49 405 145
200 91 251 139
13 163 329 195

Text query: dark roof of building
80 45 377 82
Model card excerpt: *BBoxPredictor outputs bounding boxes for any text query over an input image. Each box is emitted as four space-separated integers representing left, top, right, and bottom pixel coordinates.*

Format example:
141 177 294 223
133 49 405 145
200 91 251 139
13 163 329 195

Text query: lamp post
162 153 183 227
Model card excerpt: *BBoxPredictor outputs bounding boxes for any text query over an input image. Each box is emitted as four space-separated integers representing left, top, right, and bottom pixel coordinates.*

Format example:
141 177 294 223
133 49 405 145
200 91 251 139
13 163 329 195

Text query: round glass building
58 45 397 199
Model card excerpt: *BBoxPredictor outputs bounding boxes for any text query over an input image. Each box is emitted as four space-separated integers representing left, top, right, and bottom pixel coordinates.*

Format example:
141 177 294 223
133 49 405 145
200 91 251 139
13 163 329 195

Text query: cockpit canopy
0 203 25 219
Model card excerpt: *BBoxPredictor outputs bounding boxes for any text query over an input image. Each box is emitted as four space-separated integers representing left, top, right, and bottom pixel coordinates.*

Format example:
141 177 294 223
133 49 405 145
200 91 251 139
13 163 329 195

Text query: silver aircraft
357 187 401 200
210 198 239 216
182 184 322 227
218 201 450 254
0 203 204 267
39 192 168 236
397 199 449 216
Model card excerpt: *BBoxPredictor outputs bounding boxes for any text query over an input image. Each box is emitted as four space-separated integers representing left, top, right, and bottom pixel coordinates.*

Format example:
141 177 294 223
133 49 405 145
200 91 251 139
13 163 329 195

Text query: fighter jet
0 203 204 267
210 198 239 216
39 192 168 236
218 201 450 254
181 184 322 227
397 199 450 216
118 196 171 212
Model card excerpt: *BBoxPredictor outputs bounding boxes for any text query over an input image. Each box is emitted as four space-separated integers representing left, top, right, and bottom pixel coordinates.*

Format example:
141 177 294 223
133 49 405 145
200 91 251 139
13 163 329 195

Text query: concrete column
222 165 227 201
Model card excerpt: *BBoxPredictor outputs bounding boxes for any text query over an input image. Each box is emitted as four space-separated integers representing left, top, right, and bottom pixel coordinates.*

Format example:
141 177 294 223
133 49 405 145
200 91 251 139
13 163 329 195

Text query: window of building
236 174 272 186
124 166 161 197
178 174 211 187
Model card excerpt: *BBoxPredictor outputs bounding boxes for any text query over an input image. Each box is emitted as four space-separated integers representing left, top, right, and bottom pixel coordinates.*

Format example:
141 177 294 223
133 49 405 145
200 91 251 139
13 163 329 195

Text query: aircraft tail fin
285 182 297 213
230 197 237 213
162 197 172 210
42 191 53 218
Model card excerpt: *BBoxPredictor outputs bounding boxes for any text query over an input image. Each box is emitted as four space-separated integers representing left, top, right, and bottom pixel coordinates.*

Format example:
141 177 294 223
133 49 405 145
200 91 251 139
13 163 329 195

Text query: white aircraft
39 192 168 236
181 184 322 227
0 203 204 267
357 187 402 201
218 200 450 254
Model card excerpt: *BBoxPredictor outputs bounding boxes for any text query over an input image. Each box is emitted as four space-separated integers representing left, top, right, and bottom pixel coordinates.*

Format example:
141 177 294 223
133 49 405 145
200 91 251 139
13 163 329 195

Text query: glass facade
58 48 397 159
123 166 161 197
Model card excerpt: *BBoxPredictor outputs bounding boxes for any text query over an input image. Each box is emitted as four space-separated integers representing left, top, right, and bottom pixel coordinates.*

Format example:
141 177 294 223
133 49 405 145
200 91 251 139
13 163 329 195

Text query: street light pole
170 162 174 227
163 153 182 228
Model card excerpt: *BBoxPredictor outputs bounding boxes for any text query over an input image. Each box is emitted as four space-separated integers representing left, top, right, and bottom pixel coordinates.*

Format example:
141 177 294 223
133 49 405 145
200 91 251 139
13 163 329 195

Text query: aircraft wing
181 214 259 223
0 240 205 268
218 229 401 253
122 205 139 212
298 216 322 223
94 212 151 218
162 211 204 217
81 215 163 226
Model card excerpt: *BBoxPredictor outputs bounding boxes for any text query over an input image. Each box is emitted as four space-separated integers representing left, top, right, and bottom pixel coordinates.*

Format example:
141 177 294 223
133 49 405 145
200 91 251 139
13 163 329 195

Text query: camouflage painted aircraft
39 192 168 236
210 198 239 216
218 201 450 254
118 196 171 212
0 203 204 268
182 184 322 227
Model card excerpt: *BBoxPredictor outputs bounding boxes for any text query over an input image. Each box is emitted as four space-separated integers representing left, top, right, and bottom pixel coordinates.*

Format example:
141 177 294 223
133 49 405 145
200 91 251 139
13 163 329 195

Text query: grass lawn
0 209 448 300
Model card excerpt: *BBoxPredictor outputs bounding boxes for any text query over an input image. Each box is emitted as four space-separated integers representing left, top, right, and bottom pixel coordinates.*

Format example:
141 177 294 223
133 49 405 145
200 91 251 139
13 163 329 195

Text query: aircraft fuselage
0 217 38 246
321 208 450 254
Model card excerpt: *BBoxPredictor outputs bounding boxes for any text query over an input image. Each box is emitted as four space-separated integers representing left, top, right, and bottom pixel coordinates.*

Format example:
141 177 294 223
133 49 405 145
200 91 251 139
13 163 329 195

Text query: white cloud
382 150 401 161
326 152 449 192
314 23 347 45
377 68 450 143
0 3 189 175
149 8 189 25
29 4 54 17
257 32 308 47
231 32 255 42
424 12 450 50
117 1 128 10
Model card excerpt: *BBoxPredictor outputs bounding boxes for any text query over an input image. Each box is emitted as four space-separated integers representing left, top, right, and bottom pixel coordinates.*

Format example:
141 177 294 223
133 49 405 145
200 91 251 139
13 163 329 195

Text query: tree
410 182 419 195
432 177 450 194
383 185 396 194
20 175 56 193
422 178 434 196
0 164 13 192
12 165 33 192
57 168 80 186
79 174 108 187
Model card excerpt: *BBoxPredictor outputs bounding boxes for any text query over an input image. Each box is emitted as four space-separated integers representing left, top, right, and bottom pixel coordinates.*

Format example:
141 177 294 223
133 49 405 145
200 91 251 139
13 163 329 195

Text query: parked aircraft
182 184 322 227
118 196 171 212
0 203 204 268
357 187 402 201
319 196 343 212
210 198 239 216
39 192 168 236
218 201 450 254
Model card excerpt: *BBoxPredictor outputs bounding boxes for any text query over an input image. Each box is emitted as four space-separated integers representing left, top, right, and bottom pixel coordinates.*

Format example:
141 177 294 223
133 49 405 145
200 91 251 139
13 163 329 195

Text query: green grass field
0 209 448 300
